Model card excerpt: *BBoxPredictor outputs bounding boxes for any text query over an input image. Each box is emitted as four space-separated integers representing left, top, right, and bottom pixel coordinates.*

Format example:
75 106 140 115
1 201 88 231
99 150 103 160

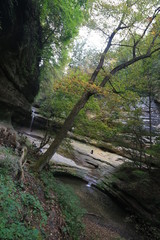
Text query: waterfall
139 98 160 132
85 175 98 188
86 181 92 188
30 108 35 132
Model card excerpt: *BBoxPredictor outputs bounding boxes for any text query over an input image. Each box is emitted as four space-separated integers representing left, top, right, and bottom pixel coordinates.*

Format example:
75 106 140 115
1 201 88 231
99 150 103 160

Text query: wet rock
98 167 160 228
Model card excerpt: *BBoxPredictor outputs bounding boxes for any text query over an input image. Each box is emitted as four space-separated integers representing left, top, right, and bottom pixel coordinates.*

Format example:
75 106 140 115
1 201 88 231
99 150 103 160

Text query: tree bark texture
34 91 93 171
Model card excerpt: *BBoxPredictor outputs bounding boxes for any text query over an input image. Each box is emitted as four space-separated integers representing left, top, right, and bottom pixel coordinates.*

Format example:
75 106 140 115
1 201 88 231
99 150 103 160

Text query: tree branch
133 6 160 57
96 27 110 37
42 27 56 46
89 13 126 84
100 44 160 88
147 30 160 55
111 43 133 48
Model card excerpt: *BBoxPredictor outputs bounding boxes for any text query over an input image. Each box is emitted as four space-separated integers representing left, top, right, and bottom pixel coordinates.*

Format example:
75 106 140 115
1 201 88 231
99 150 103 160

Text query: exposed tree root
17 146 28 181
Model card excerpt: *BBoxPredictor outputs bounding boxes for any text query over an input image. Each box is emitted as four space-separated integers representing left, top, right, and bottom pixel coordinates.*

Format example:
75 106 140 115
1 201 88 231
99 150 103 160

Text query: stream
10 101 160 239
13 127 143 239
56 175 143 240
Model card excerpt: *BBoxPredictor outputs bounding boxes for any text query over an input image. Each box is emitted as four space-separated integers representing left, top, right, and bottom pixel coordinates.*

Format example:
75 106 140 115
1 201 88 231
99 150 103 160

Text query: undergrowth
0 147 47 240
0 146 86 240
40 171 86 240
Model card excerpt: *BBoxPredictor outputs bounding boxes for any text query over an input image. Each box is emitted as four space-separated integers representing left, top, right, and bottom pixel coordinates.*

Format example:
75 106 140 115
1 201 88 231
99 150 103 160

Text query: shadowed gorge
0 0 160 239
0 0 41 113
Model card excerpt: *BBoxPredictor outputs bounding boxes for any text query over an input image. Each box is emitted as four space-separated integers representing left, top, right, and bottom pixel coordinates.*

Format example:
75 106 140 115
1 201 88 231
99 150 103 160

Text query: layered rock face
0 0 41 113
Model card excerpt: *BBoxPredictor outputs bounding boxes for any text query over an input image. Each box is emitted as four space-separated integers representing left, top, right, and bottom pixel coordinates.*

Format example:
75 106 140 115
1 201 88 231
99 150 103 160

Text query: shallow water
11 125 143 239
56 175 143 240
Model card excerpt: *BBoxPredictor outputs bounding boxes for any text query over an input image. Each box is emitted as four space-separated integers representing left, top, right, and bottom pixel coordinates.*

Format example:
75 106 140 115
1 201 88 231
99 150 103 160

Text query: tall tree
40 0 89 62
34 0 160 171
37 0 90 115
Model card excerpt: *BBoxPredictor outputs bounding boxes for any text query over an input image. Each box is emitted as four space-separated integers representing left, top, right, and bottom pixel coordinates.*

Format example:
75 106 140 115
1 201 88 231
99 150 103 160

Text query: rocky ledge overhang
0 0 41 113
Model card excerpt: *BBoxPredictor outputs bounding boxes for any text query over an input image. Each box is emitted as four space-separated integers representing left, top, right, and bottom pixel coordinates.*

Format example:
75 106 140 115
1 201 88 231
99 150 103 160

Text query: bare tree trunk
33 91 93 171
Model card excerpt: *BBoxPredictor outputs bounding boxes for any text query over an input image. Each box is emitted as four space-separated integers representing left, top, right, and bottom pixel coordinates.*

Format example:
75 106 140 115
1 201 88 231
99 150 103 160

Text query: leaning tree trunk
34 91 93 171
33 11 159 172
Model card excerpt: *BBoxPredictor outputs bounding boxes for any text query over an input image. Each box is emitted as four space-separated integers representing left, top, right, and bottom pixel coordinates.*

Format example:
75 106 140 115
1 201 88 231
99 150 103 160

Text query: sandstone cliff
0 0 41 114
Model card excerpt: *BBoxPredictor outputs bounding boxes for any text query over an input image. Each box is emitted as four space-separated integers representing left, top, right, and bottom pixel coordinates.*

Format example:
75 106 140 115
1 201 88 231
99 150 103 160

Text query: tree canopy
34 0 160 171
39 0 89 65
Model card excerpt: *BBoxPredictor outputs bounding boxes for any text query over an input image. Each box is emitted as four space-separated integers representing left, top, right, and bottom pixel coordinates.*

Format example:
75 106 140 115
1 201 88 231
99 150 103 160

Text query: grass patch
40 171 86 240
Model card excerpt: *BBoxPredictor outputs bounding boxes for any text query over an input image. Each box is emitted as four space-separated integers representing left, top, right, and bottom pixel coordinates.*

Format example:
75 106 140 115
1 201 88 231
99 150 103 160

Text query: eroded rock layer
0 0 41 112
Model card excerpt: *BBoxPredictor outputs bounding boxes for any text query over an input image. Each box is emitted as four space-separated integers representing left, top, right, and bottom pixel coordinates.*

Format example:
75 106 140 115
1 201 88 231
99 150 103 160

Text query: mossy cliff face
0 0 41 113
98 166 160 238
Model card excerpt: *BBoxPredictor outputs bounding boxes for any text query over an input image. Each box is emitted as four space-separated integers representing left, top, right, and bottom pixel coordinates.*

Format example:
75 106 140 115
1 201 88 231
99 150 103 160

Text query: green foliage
112 165 153 191
0 170 43 239
146 139 160 166
21 192 47 227
54 183 86 239
0 147 47 240
0 147 19 174
40 171 86 240
37 0 90 108
132 170 149 179
38 68 122 141
39 0 89 63
36 0 160 172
